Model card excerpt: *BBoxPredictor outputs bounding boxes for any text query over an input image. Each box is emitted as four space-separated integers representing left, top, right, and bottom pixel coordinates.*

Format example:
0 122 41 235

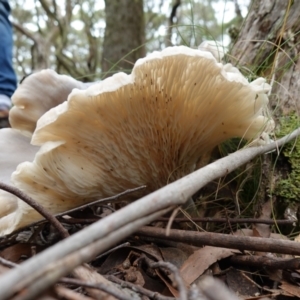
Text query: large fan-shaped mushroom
0 46 274 235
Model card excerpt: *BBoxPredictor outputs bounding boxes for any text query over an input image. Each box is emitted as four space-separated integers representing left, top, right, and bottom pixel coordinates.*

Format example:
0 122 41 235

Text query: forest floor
1 122 300 300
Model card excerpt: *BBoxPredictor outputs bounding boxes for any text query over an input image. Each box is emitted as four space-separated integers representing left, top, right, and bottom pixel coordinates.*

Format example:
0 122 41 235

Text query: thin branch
0 257 18 269
106 275 175 300
94 242 131 260
11 21 38 44
39 0 63 34
59 278 131 300
143 255 188 300
55 286 94 300
166 0 181 47
55 185 147 218
156 217 295 225
230 255 300 270
137 226 300 256
0 128 300 300
0 208 171 300
53 216 296 226
0 182 69 239
0 186 146 240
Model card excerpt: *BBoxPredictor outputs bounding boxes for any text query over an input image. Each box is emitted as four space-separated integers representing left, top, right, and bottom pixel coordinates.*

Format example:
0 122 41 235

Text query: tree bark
231 0 300 117
102 0 145 77
230 0 300 212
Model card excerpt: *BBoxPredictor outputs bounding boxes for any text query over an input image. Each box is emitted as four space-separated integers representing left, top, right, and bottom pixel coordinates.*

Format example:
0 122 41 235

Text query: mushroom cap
4 46 274 233
0 128 39 234
198 41 227 62
9 70 88 137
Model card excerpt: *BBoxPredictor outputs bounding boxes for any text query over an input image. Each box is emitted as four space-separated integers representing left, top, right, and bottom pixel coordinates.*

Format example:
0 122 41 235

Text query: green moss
275 113 300 200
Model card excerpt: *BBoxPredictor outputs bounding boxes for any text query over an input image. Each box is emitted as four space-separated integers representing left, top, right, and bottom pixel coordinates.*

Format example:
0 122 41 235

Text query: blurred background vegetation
9 0 249 81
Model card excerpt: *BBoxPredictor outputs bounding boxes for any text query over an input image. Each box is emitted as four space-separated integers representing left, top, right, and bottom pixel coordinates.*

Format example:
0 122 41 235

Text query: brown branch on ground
136 226 300 256
157 217 295 225
39 216 297 226
230 255 300 270
94 242 131 260
0 182 69 239
59 277 130 300
0 185 146 241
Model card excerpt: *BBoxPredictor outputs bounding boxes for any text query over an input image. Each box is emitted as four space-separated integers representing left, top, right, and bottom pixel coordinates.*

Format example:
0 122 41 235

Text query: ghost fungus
9 69 92 137
1 46 274 235
198 40 226 62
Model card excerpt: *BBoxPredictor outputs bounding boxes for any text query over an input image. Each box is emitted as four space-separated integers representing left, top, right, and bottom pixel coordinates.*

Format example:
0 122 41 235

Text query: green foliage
275 113 300 200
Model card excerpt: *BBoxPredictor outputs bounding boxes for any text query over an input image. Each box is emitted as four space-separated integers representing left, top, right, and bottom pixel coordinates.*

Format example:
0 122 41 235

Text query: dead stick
58 278 131 300
156 217 295 225
230 255 300 270
136 226 300 256
106 275 174 300
0 182 69 239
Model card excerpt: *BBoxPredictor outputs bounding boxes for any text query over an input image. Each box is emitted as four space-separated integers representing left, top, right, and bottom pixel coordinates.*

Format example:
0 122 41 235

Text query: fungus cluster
0 46 274 235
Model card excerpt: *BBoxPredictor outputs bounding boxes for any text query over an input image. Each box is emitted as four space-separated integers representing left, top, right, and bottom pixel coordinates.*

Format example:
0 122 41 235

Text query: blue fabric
0 0 17 98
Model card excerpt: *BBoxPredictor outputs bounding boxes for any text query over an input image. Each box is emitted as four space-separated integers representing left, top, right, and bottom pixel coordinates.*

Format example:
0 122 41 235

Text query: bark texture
230 0 300 212
102 0 145 77
231 0 300 117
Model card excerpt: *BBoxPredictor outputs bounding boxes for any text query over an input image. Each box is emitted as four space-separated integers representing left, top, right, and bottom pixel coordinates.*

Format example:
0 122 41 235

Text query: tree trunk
102 0 145 77
230 0 300 213
231 0 300 116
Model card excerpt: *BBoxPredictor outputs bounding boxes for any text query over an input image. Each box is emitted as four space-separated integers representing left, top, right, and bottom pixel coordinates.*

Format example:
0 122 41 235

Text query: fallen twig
230 255 300 270
106 275 175 300
55 285 94 300
0 256 18 268
6 185 147 232
54 185 147 218
73 266 118 300
94 242 131 260
59 277 132 300
137 226 300 255
156 217 295 225
0 182 69 239
0 128 299 300
142 255 188 300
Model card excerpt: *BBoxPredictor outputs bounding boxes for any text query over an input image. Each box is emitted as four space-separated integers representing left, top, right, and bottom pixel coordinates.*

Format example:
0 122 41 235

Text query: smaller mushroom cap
198 41 227 62
10 70 91 137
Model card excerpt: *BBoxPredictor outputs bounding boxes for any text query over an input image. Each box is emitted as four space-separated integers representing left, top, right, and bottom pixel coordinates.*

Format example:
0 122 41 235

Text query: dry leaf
180 246 239 285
